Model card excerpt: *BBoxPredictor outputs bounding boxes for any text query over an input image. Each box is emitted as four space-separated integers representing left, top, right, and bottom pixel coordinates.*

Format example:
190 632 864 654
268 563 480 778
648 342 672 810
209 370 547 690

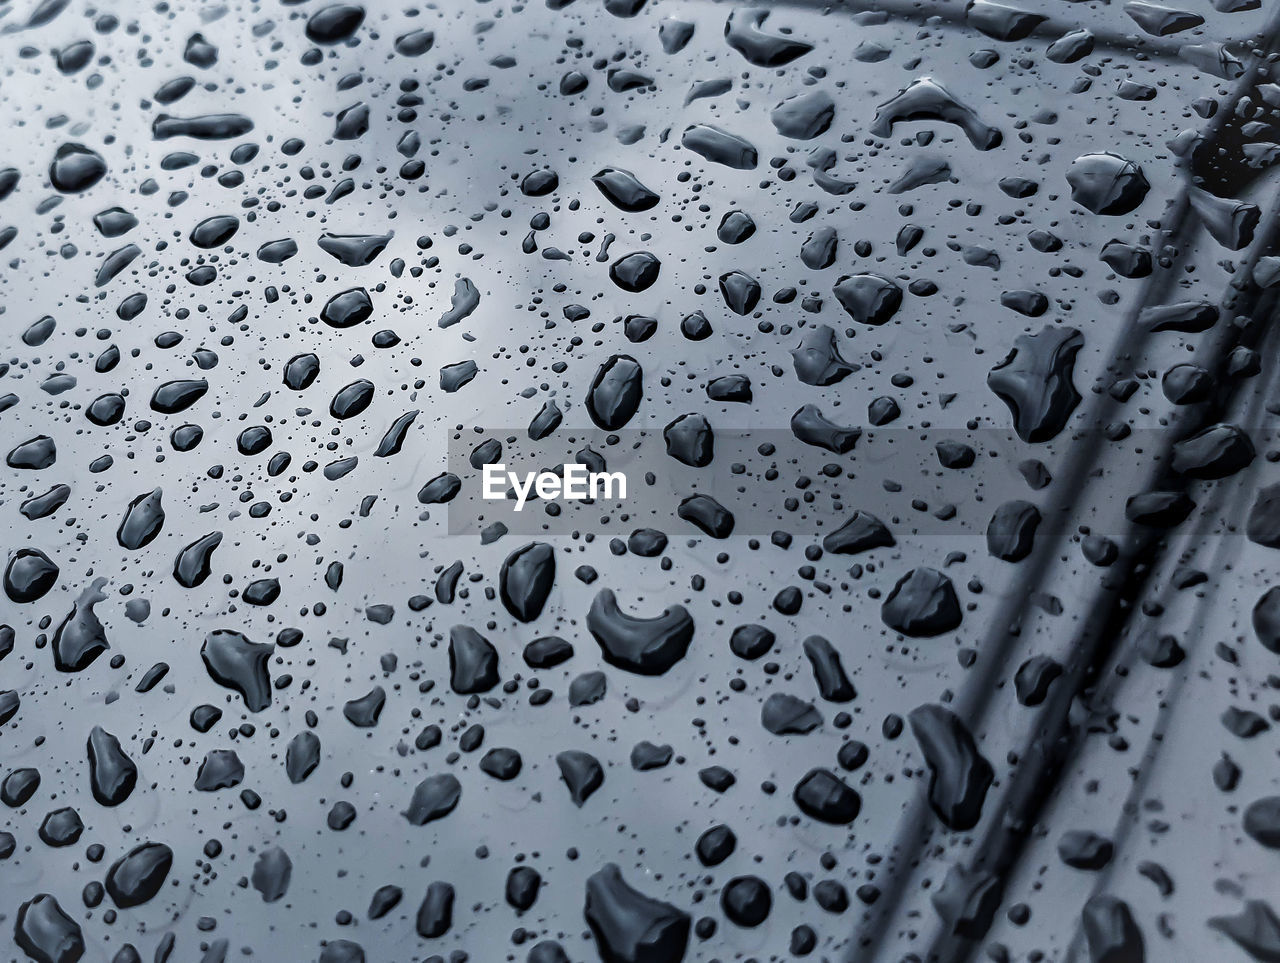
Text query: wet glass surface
2 0 1280 961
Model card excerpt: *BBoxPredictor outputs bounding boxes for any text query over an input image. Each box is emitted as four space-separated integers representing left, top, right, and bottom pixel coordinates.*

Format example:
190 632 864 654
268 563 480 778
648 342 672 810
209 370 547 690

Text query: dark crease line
1060 214 1280 960
1063 365 1280 960
847 8 1280 957
846 120 1194 963
923 152 1280 963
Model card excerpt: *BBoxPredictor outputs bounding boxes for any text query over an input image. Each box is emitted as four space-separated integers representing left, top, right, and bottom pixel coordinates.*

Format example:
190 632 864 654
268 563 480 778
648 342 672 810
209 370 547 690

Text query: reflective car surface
2 0 1280 961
